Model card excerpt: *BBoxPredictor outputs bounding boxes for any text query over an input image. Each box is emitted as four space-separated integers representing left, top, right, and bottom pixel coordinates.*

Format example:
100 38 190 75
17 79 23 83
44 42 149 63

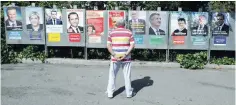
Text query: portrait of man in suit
213 13 229 34
192 15 208 36
172 18 187 36
5 7 22 31
128 11 146 35
46 10 62 25
27 11 43 32
149 13 165 35
67 12 84 33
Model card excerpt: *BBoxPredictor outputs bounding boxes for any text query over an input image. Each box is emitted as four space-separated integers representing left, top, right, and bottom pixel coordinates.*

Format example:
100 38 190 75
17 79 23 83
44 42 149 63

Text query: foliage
176 52 208 69
211 57 235 65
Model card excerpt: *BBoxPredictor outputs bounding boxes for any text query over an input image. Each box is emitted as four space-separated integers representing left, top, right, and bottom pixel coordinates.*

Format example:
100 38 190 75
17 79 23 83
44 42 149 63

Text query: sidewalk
22 58 235 70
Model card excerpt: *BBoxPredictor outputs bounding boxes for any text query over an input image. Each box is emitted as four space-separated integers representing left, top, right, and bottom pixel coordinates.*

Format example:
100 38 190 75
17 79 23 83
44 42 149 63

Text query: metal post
73 5 77 9
31 3 35 7
178 7 182 12
11 3 15 6
115 6 119 10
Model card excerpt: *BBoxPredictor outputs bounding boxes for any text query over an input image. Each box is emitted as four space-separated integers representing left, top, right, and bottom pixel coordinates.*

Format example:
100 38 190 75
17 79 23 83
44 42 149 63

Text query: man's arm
107 34 115 56
125 43 135 55
125 33 135 55
107 43 115 56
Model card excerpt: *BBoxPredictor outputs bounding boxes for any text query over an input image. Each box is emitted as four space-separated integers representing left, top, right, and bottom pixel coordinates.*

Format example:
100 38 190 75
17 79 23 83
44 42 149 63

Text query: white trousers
107 61 133 97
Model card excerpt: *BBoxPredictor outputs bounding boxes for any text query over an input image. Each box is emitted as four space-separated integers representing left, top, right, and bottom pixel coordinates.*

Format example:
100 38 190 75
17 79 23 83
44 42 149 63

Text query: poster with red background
108 11 125 32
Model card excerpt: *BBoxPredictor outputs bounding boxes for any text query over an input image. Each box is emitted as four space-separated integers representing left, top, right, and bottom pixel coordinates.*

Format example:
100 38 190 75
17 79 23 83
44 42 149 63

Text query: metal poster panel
25 7 44 40
67 9 84 43
86 10 104 43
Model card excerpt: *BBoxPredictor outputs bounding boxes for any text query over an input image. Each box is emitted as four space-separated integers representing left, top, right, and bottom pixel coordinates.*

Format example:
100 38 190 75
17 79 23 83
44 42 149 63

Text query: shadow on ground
113 76 154 97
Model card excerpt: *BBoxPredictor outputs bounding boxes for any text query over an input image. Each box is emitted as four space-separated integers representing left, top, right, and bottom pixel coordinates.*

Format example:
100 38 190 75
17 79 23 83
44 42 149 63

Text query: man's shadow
113 76 154 97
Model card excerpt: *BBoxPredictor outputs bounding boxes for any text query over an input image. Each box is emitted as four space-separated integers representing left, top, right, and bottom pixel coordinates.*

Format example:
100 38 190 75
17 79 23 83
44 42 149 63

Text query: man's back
107 28 134 62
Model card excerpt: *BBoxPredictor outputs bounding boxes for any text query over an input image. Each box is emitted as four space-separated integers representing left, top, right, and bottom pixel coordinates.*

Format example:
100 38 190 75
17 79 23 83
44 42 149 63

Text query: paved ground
1 63 235 105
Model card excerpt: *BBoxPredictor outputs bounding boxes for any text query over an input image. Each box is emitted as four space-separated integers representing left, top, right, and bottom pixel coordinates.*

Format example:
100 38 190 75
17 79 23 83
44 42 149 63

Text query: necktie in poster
86 10 104 43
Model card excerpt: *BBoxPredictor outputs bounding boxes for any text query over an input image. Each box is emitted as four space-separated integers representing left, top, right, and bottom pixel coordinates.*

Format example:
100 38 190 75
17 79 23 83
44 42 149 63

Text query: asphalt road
1 63 235 105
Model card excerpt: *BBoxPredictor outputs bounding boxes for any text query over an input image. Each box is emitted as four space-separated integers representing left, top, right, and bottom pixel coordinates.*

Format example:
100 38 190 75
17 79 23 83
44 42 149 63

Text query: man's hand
117 54 127 61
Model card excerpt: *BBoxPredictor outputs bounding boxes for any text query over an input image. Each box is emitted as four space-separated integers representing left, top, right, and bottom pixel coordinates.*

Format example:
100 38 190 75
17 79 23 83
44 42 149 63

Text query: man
149 13 165 35
128 11 146 35
27 11 43 32
106 19 135 98
46 10 62 25
172 18 188 36
213 13 229 33
192 15 208 35
5 7 22 30
67 12 84 33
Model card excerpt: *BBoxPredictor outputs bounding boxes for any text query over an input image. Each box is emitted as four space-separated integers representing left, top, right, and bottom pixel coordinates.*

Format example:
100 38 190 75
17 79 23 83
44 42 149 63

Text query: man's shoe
126 92 136 98
108 94 113 99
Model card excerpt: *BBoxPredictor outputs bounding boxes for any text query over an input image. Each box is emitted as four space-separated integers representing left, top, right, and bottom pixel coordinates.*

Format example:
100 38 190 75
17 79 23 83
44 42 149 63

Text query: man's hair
29 11 40 20
149 13 160 22
51 10 57 14
216 13 225 20
68 12 79 19
6 7 16 15
178 18 186 24
116 19 125 27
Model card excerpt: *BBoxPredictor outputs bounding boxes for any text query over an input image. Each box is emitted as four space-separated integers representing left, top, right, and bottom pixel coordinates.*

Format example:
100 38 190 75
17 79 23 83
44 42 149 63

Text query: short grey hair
116 19 125 27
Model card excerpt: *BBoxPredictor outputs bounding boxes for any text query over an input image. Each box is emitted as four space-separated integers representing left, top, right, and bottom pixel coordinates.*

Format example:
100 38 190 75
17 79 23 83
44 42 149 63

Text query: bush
211 57 235 65
176 51 208 69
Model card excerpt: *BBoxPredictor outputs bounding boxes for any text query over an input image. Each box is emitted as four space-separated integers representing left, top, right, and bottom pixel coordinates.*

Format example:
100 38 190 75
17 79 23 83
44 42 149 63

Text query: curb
21 58 235 70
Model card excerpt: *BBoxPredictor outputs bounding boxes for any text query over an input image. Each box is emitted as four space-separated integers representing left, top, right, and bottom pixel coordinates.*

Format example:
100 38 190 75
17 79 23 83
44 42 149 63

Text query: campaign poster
191 12 208 36
108 11 125 33
86 10 104 43
212 12 230 36
214 36 226 46
170 12 188 36
148 11 168 45
4 7 23 31
25 7 44 40
45 9 63 33
67 9 84 42
128 11 146 35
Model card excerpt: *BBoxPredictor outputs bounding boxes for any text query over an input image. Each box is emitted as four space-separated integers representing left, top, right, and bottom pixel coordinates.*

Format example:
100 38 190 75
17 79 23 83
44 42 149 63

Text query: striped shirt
107 27 134 62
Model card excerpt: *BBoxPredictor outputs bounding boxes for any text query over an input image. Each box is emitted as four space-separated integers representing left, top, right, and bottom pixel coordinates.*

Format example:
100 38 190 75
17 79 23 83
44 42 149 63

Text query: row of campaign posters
4 7 231 46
